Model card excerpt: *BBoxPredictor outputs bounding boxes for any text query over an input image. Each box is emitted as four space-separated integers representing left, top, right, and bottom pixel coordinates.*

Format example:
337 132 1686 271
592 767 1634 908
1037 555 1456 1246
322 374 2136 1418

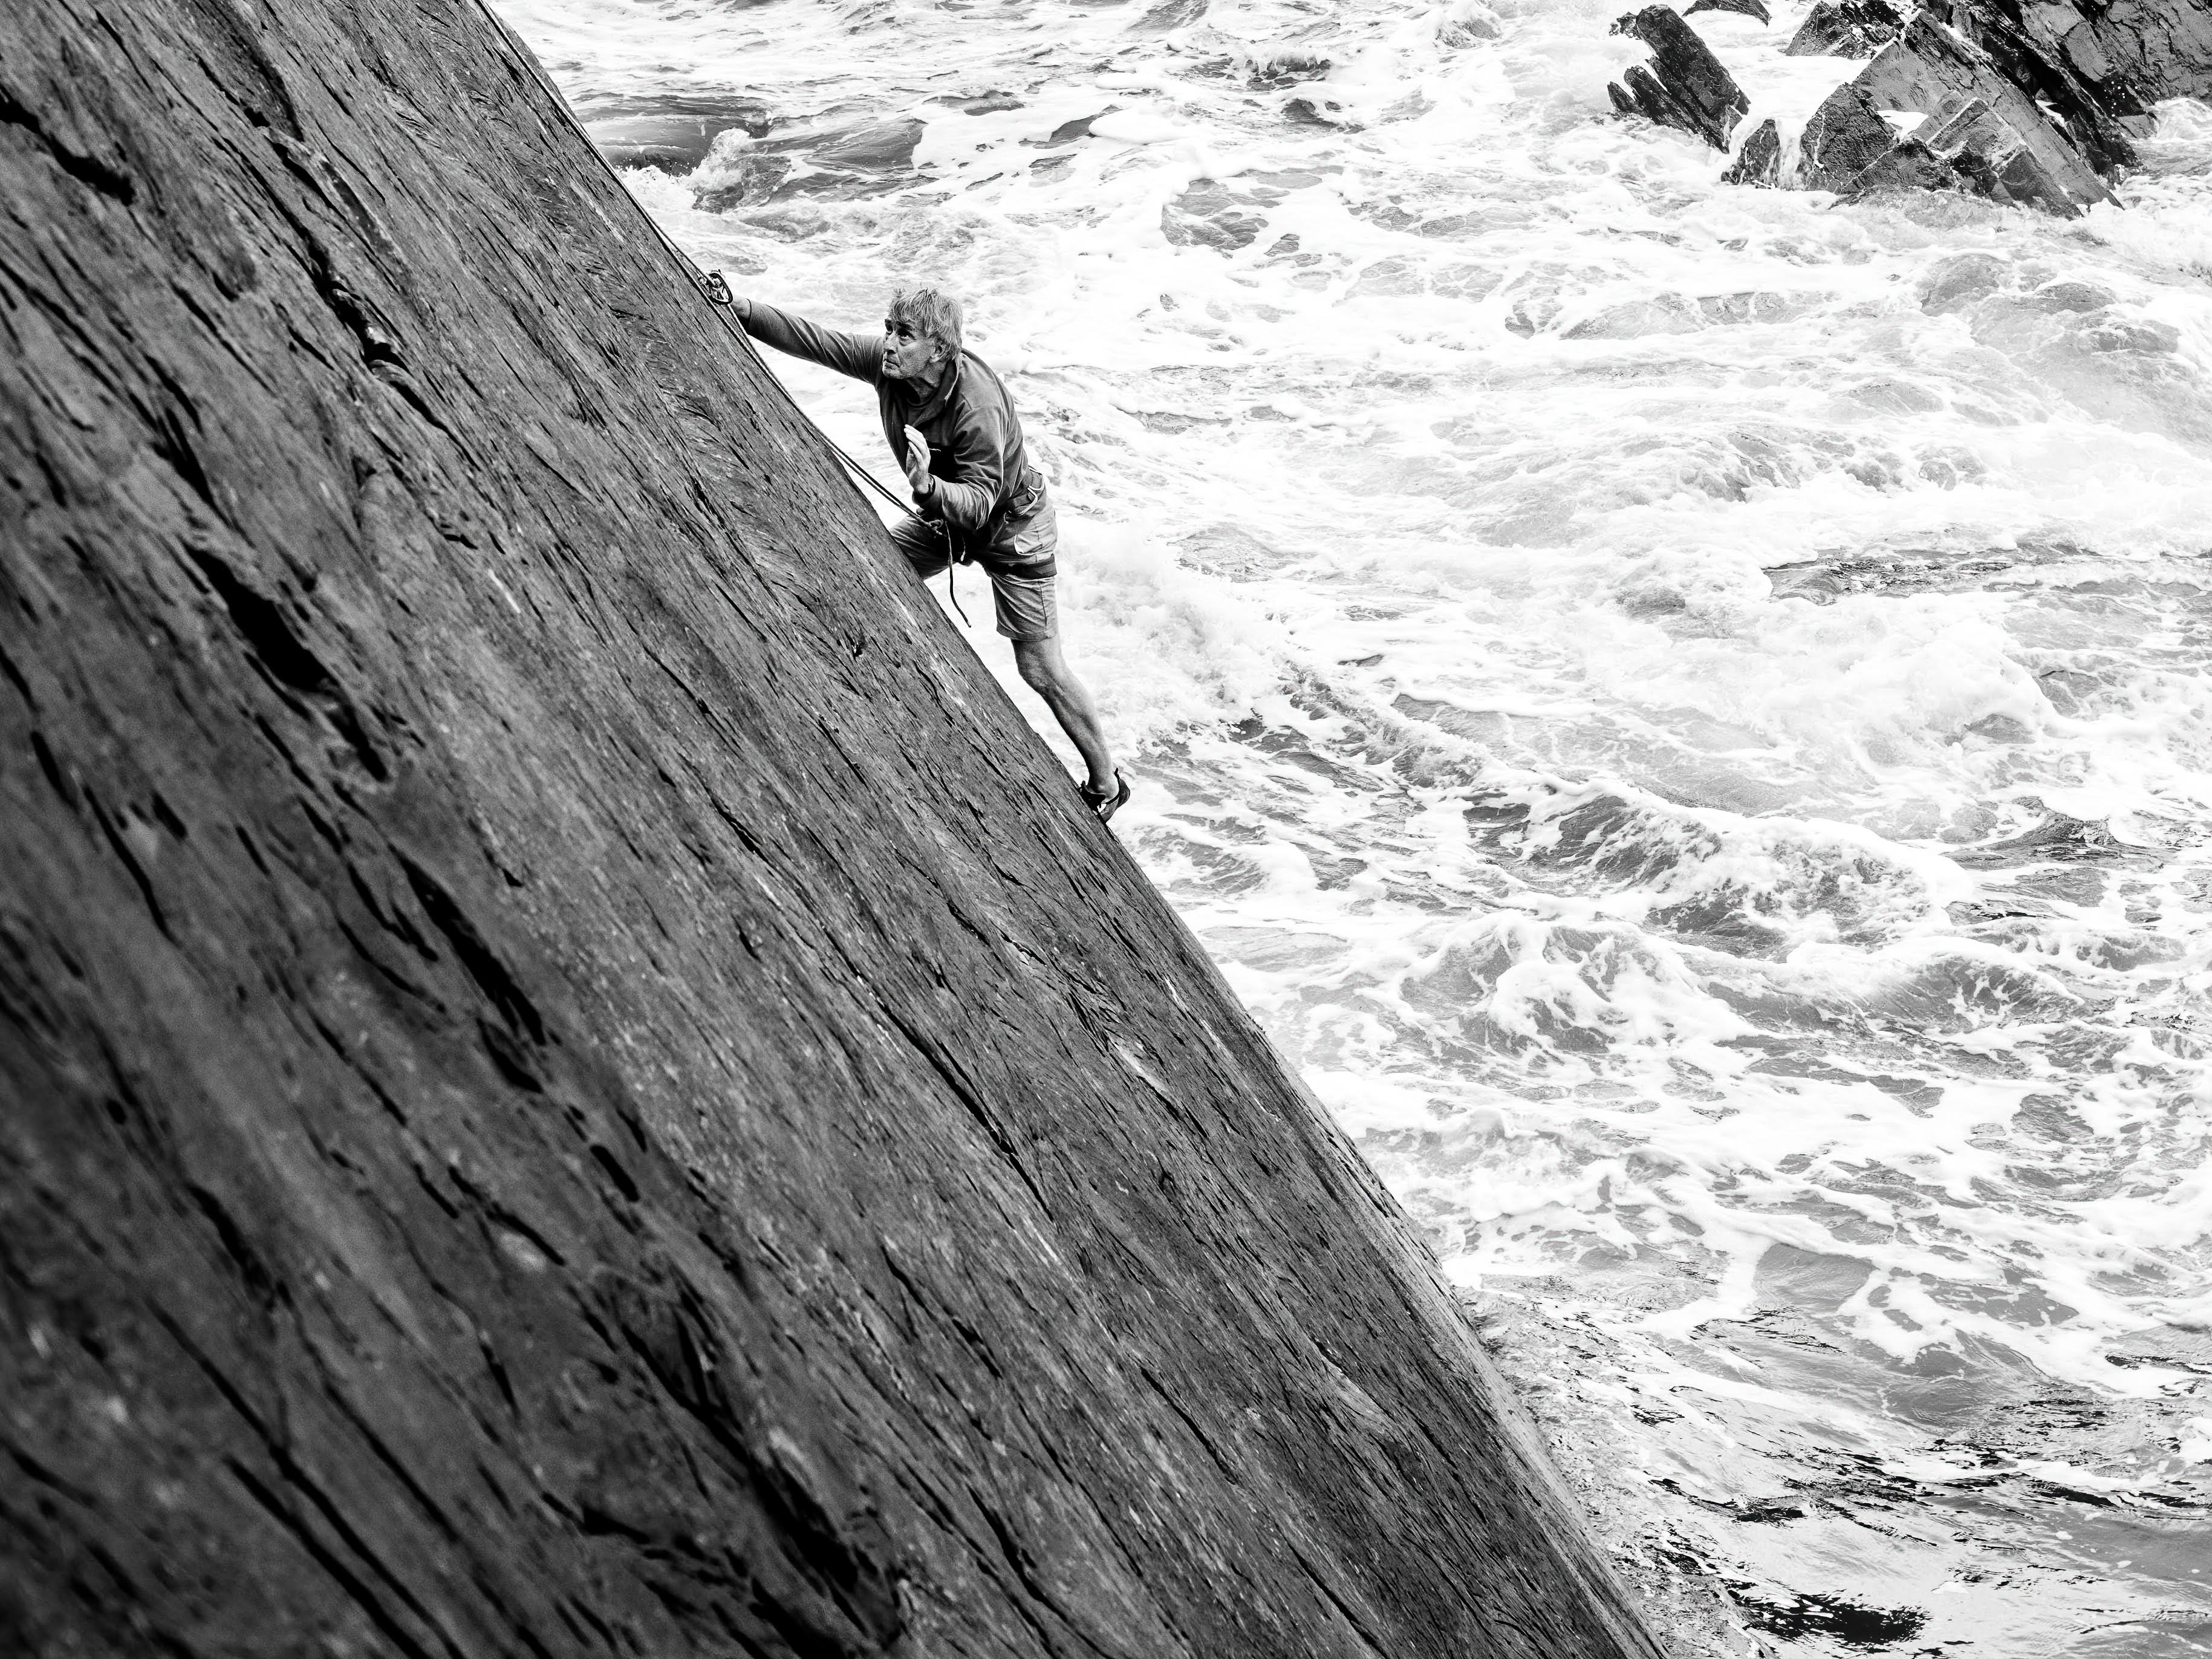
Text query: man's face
882 315 944 382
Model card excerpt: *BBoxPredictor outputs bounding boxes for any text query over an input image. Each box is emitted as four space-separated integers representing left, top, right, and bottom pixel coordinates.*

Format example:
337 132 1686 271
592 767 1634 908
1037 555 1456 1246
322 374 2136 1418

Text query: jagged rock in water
1723 117 1783 184
1925 0 2147 173
1797 82 1899 189
0 1 1668 1657
1841 135 1974 196
1853 16 2111 212
1937 0 2212 108
1606 5 1751 150
1686 0 1772 24
1785 0 1904 57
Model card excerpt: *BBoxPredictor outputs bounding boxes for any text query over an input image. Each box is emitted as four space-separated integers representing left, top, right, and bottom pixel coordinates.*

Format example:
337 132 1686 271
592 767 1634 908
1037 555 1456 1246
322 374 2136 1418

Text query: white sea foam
503 0 2212 1646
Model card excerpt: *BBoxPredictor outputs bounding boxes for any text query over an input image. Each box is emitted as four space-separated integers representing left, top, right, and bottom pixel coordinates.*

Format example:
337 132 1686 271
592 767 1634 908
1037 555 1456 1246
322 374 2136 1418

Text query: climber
710 279 1130 822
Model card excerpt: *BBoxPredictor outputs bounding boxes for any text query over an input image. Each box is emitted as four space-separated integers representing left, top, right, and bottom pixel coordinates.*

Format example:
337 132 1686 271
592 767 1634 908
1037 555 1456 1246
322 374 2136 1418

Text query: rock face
1609 5 1752 149
1785 0 1905 57
0 3 1665 1658
1695 0 2212 212
1723 116 1784 183
1849 15 2113 209
1797 82 1901 189
1937 0 2212 107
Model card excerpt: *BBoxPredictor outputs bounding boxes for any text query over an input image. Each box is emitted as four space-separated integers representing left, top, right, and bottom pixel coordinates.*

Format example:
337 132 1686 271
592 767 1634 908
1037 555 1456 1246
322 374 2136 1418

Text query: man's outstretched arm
729 296 881 383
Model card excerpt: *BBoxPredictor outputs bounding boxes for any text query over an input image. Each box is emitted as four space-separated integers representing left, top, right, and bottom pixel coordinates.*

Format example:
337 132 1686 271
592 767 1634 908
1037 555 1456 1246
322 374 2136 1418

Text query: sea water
496 0 2212 1648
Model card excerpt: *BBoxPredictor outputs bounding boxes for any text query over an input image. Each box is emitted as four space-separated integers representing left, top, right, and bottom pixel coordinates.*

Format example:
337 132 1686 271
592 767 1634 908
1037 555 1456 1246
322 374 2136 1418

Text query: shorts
891 508 1060 643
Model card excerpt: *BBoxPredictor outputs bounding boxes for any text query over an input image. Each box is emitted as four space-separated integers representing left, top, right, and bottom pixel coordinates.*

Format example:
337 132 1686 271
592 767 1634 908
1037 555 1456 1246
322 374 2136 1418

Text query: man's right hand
703 273 750 320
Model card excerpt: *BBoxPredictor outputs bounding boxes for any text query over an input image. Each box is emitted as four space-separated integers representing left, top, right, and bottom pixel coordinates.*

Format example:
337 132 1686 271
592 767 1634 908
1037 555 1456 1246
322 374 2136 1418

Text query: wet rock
1841 134 1977 198
1956 0 2212 106
1607 6 1751 151
1929 0 2212 172
1722 117 1782 184
0 1 1674 1655
1797 82 1898 190
1284 94 1355 126
1685 0 1772 22
1849 17 2112 213
1784 0 1903 57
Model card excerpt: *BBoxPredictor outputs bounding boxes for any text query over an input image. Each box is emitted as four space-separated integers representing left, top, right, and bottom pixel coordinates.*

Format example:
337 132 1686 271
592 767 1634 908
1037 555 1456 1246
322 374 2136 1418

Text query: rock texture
1693 0 2212 212
1785 0 1905 57
1797 83 1900 189
1936 0 2212 108
1722 116 1784 183
0 2 1666 1658
1849 15 2113 209
1608 5 1752 149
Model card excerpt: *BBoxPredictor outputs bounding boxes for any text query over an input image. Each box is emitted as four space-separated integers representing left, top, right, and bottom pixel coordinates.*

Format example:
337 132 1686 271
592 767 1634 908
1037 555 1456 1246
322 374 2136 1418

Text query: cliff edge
0 2 1664 1655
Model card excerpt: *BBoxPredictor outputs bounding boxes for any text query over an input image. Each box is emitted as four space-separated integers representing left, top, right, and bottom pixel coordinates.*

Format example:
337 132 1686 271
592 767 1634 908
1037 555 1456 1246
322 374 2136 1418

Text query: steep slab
0 1 1664 1657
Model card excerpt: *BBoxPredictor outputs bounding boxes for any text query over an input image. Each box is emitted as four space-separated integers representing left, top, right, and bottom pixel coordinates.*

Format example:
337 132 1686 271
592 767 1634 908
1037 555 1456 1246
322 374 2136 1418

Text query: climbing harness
474 0 974 624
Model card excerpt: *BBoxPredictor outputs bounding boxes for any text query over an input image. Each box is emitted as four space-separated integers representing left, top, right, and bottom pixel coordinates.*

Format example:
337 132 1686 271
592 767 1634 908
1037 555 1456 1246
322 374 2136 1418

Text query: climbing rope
469 0 975 622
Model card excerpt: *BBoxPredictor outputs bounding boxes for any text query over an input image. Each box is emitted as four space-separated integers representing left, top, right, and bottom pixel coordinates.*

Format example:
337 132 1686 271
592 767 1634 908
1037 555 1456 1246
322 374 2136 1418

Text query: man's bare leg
1012 637 1117 794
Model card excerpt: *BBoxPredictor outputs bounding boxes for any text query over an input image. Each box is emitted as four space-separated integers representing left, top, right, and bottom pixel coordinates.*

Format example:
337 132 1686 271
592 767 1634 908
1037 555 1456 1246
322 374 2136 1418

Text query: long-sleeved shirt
742 302 1052 568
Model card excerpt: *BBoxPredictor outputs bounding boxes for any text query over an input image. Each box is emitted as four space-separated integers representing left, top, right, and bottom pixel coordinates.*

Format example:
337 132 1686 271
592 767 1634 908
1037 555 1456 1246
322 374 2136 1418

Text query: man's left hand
900 426 933 496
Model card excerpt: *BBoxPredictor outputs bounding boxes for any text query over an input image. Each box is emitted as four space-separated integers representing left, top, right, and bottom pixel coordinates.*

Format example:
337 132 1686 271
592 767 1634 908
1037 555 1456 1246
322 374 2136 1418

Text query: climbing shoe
1081 768 1131 823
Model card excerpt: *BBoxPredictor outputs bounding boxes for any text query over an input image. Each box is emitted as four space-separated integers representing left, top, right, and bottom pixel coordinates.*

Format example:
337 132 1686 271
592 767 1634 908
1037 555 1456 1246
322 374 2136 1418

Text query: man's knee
1012 638 1062 693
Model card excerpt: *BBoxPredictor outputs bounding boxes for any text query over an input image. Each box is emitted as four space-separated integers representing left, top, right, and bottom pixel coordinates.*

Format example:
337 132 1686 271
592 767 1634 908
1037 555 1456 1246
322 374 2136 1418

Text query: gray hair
889 287 963 362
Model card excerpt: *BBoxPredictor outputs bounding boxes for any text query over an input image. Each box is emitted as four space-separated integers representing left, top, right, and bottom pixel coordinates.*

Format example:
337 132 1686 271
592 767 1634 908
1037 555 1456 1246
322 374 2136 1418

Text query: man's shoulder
950 352 1012 421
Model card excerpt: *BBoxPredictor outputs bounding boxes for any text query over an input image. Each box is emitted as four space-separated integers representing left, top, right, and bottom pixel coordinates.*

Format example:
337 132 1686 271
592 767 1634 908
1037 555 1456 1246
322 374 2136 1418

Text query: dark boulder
1927 0 2149 172
0 1 1670 1657
1840 135 1974 196
1607 5 1751 149
1934 0 2212 107
1797 82 1899 189
1788 16 2112 211
1723 117 1783 184
1785 0 1904 57
1853 15 2111 212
